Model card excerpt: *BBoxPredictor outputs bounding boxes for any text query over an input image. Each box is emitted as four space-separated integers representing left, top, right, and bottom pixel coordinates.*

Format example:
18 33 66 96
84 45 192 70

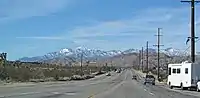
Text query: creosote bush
0 62 113 82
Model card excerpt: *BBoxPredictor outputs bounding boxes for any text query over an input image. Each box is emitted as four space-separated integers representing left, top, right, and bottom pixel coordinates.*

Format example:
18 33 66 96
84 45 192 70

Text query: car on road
117 70 121 73
144 75 155 85
132 75 137 80
106 73 111 76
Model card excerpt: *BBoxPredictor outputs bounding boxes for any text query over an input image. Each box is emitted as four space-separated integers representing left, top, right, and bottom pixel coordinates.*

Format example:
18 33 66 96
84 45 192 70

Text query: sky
0 0 200 60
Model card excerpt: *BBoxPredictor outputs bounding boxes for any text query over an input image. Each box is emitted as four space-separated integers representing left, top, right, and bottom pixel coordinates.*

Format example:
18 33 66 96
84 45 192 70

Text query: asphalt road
0 69 199 98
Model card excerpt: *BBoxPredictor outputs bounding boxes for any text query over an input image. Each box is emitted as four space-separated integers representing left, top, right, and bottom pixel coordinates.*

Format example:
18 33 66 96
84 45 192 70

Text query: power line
174 38 200 63
181 0 200 63
183 46 190 55
182 38 200 57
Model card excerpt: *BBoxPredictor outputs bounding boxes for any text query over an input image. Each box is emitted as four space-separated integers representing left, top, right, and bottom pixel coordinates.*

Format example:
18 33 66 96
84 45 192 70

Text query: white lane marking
65 93 77 95
20 92 40 95
95 81 124 97
149 92 155 96
123 70 129 80
51 92 60 94
0 92 40 97
79 73 120 87
144 89 147 91
79 82 100 87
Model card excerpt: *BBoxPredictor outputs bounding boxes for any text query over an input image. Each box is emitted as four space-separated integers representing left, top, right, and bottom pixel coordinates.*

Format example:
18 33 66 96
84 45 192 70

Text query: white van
167 61 200 90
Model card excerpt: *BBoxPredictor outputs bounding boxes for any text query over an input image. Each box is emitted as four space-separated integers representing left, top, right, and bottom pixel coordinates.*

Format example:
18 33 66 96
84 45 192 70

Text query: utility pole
181 0 200 63
141 47 144 71
80 52 83 76
153 28 164 80
138 50 141 70
146 41 149 74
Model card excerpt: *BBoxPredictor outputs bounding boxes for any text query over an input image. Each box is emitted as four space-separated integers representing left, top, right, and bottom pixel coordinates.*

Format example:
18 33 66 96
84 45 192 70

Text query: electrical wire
180 38 200 62
182 38 200 56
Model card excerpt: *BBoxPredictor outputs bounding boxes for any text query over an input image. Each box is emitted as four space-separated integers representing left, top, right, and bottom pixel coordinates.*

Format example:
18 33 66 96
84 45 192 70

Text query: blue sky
0 0 200 60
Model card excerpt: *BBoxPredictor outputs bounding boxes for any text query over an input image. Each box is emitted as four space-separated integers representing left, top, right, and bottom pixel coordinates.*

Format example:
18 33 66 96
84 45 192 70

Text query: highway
0 69 199 98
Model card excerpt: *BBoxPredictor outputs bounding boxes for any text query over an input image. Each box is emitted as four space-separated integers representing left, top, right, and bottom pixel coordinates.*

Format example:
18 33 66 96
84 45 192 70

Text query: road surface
0 69 199 98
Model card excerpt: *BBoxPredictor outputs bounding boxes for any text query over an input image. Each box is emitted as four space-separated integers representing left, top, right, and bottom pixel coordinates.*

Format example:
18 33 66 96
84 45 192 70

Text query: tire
170 86 173 89
180 83 185 90
197 85 200 92
152 83 155 85
169 82 173 89
144 82 146 85
197 88 200 92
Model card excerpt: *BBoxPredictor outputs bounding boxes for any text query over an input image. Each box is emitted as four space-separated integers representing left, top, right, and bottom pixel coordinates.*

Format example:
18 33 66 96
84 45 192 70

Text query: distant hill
18 47 191 66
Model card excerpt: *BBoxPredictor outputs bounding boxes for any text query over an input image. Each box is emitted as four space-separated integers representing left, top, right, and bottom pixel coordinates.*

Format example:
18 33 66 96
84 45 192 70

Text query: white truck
167 61 200 91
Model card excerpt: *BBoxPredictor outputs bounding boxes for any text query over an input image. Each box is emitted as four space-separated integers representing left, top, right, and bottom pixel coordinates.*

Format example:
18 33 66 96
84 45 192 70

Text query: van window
172 68 176 74
177 68 181 74
185 68 188 74
168 67 171 75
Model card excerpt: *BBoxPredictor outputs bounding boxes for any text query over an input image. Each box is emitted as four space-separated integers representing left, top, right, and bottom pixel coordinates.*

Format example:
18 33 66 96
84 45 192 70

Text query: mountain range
18 47 189 63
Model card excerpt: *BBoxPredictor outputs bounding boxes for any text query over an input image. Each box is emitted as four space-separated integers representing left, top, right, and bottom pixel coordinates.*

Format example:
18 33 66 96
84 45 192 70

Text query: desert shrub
6 66 32 82
54 74 59 81
59 69 72 77
31 68 45 79
0 66 9 80
0 62 107 82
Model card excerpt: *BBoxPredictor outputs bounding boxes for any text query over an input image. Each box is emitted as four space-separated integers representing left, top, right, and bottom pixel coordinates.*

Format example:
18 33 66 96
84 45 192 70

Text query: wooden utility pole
138 50 141 70
80 52 83 76
141 47 144 71
153 28 164 80
181 0 200 63
146 41 149 74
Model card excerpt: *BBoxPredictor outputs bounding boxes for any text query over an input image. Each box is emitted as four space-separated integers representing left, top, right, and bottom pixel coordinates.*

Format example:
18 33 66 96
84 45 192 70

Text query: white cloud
70 7 189 36
16 36 66 40
13 6 200 50
0 0 71 22
61 7 200 50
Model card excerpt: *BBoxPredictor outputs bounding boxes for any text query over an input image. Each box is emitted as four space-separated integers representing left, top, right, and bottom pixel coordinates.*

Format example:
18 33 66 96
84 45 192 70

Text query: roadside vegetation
0 61 115 83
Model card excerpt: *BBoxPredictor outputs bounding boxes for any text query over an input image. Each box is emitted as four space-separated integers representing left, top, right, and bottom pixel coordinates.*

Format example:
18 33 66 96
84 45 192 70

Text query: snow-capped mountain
162 47 189 56
123 49 138 54
18 47 190 62
140 47 189 56
18 47 123 62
